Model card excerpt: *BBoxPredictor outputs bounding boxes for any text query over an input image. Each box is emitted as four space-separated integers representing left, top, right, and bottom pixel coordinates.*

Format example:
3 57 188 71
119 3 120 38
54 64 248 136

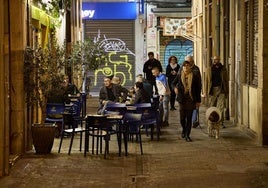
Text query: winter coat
205 63 228 97
175 71 202 104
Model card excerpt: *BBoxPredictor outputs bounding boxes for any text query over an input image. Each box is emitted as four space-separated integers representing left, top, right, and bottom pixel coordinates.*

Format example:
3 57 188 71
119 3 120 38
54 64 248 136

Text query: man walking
204 56 228 127
152 66 170 127
143 52 163 95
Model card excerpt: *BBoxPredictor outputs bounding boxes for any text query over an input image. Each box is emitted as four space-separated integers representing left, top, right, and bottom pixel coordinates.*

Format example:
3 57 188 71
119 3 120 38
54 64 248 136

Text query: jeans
192 109 198 124
159 95 170 123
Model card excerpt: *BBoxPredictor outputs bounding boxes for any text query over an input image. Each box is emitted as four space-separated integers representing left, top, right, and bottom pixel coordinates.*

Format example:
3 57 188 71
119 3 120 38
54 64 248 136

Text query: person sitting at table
136 74 153 98
97 75 125 114
133 82 151 104
63 75 80 98
111 76 128 103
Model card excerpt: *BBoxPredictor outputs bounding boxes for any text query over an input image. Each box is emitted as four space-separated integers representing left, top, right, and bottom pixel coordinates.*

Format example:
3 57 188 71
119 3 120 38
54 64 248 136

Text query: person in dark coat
63 75 80 97
143 52 163 95
133 82 151 104
166 55 180 111
97 76 123 114
173 61 202 142
172 55 202 127
111 76 128 103
204 56 228 128
136 74 153 98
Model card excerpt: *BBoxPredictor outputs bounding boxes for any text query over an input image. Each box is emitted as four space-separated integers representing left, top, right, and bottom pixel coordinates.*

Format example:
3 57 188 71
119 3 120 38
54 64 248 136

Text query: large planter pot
32 123 57 154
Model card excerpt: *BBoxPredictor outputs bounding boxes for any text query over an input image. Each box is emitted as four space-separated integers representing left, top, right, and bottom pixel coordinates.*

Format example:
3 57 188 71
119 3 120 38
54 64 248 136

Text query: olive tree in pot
70 37 108 94
24 38 68 154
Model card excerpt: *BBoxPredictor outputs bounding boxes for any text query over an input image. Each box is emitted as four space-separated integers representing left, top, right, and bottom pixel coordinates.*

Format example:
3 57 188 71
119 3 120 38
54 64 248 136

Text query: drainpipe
215 0 220 56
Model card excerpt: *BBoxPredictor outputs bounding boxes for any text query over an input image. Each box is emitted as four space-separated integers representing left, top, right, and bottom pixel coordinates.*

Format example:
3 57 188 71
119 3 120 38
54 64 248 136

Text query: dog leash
194 107 208 135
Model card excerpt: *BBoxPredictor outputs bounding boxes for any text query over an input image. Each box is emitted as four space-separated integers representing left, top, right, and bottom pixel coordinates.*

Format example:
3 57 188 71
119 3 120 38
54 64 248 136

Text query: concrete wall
135 14 146 76
146 4 158 58
234 0 266 145
248 87 259 133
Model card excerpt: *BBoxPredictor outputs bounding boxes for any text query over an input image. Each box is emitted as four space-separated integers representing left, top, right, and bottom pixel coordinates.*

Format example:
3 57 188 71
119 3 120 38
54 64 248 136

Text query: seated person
98 75 124 114
136 74 153 98
127 86 135 102
132 82 151 104
63 75 80 97
111 76 128 103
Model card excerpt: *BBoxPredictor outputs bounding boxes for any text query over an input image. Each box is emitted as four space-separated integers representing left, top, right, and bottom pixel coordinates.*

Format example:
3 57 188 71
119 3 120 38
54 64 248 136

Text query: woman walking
166 55 180 111
173 61 202 142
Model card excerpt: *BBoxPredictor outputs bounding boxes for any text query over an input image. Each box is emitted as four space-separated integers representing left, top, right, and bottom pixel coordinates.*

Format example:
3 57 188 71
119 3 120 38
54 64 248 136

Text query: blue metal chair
45 103 65 125
135 102 160 141
123 113 143 155
58 102 84 155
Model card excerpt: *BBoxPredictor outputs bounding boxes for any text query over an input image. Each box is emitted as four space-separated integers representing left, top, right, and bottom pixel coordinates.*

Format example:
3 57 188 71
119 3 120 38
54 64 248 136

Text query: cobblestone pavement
1 96 268 188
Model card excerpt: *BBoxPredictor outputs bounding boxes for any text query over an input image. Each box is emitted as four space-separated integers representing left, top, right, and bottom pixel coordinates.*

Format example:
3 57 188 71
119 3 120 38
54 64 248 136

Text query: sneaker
170 107 176 111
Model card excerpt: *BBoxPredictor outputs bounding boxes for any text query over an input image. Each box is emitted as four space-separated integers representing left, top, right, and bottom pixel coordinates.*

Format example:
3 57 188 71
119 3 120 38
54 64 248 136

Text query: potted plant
70 37 108 93
24 37 68 154
24 36 107 154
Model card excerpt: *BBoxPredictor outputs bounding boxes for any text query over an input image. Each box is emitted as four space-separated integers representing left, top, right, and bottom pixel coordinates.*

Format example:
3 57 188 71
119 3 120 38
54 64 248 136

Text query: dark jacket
172 64 201 90
65 83 80 95
118 85 129 102
143 81 153 98
99 84 122 103
166 63 180 86
133 89 151 104
205 63 228 96
174 72 202 104
143 58 163 82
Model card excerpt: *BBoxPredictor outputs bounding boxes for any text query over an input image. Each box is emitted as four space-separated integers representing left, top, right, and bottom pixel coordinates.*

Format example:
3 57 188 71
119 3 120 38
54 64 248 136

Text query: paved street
1 96 268 188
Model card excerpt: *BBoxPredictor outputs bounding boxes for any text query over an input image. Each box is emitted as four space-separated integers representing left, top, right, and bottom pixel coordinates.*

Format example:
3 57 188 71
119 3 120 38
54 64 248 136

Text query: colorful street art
164 39 193 67
89 31 135 91
94 51 133 86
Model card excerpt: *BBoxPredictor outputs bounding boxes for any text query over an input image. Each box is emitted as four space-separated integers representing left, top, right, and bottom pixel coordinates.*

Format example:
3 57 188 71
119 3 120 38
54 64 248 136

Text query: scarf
181 70 193 100
170 63 178 69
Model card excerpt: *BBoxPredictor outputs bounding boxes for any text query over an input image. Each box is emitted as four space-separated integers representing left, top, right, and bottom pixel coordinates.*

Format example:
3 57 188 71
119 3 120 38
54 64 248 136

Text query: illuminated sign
82 2 137 20
139 0 144 14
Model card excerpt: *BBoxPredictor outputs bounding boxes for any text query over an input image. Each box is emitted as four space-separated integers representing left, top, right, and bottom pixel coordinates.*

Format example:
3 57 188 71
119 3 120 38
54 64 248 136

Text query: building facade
193 0 268 145
0 0 82 176
2 0 268 177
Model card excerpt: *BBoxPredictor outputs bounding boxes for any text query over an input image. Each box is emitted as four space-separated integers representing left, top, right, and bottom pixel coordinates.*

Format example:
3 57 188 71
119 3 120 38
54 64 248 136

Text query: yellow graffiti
94 51 133 86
